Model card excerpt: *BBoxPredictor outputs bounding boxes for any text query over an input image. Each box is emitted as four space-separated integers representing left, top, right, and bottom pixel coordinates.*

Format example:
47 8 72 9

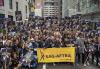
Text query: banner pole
74 47 77 69
43 64 46 69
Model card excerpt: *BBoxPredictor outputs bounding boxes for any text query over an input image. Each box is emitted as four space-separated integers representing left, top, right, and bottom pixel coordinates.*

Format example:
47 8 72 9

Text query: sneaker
84 64 87 66
87 62 90 65
53 63 56 66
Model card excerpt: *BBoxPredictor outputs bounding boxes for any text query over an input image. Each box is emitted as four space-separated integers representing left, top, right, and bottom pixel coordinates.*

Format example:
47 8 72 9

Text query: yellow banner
37 47 75 63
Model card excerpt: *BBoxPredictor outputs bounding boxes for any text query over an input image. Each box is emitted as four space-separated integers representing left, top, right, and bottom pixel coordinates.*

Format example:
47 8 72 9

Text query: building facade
76 0 100 21
0 0 29 21
62 0 68 18
62 0 100 19
29 0 35 17
34 0 43 17
62 0 79 17
43 0 62 17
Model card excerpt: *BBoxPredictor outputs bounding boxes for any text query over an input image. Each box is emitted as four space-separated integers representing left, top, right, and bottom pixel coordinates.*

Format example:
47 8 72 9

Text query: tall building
62 0 78 17
35 0 43 17
62 0 69 18
43 0 62 17
78 0 100 21
0 0 29 21
29 0 35 16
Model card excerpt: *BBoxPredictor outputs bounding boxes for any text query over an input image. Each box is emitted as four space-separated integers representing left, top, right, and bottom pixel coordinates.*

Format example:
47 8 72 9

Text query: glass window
0 0 4 6
26 5 27 14
9 0 13 9
16 2 18 11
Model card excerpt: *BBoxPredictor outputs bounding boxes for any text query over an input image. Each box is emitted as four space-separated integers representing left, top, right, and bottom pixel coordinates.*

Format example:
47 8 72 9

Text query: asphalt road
37 63 100 69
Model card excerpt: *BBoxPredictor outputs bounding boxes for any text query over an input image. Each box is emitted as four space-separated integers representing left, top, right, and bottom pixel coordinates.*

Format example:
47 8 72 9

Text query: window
26 5 27 18
44 2 55 6
26 5 27 14
77 2 81 12
0 0 4 6
97 0 100 8
16 2 18 11
9 0 13 9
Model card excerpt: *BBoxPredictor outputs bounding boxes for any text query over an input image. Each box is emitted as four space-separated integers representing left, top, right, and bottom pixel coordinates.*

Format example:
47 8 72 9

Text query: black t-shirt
11 58 19 67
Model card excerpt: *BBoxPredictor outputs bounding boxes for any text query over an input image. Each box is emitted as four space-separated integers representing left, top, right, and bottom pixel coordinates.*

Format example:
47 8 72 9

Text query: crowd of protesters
0 16 100 69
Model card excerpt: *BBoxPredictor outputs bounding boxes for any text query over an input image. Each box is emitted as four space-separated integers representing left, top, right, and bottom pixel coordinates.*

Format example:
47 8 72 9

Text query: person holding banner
75 33 86 64
94 36 99 66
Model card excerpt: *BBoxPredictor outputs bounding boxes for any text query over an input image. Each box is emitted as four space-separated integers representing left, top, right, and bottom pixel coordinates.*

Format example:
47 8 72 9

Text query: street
0 0 100 69
37 63 100 69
